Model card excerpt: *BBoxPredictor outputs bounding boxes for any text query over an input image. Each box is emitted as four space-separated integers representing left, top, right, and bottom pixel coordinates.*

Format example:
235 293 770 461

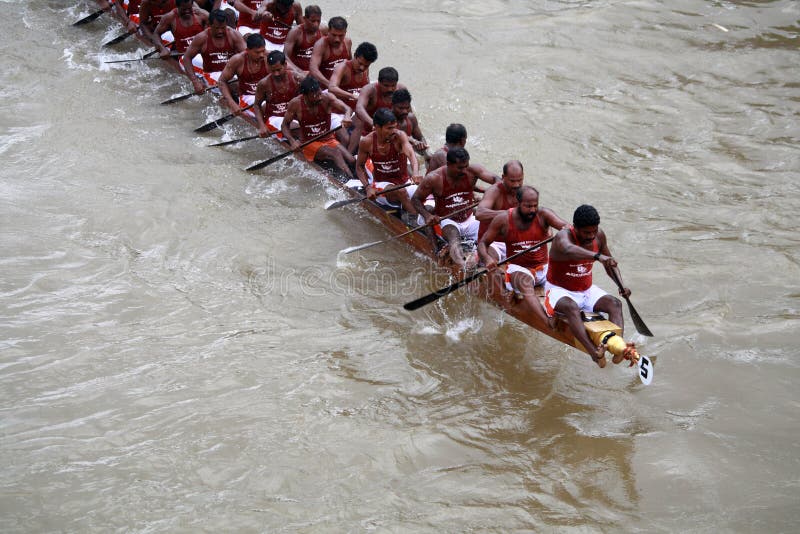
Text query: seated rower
138 0 177 49
308 16 352 90
218 32 270 129
283 4 326 76
390 88 429 160
328 42 377 110
475 159 525 262
252 50 304 136
232 0 262 35
544 204 635 367
477 185 567 328
257 0 303 51
152 0 208 72
281 76 354 179
427 122 467 173
348 66 406 154
411 147 499 268
182 8 246 93
355 108 422 217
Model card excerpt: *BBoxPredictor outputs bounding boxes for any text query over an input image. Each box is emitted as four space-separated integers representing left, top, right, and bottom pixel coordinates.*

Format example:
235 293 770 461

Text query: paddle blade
325 197 363 210
625 297 653 337
194 113 233 133
245 151 289 171
342 240 382 254
73 9 105 25
208 135 260 147
161 92 196 105
403 270 486 311
103 30 135 47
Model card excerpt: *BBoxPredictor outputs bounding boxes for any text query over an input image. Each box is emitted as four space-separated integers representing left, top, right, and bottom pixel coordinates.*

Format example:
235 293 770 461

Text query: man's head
573 204 600 245
352 42 377 73
299 76 323 104
445 146 470 179
245 33 267 60
391 88 412 121
176 0 193 16
304 5 321 31
208 9 228 37
327 16 348 47
502 160 524 193
376 66 399 99
373 107 398 139
445 123 467 146
267 50 287 75
516 186 540 223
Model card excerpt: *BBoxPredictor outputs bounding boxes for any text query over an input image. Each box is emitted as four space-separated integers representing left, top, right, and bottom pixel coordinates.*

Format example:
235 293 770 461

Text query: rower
257 0 303 51
543 204 636 367
308 16 352 90
427 123 466 173
390 88 429 160
281 76 355 179
328 42 377 110
182 8 247 93
411 147 499 268
347 66 407 154
138 0 176 47
283 5 326 76
355 108 422 218
475 159 525 262
152 0 208 72
252 50 304 137
218 33 269 128
477 185 567 328
231 0 262 35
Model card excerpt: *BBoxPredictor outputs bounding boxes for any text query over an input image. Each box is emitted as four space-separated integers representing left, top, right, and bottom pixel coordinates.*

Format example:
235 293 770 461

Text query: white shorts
373 181 417 207
489 241 506 261
506 263 548 287
441 213 479 243
543 282 608 317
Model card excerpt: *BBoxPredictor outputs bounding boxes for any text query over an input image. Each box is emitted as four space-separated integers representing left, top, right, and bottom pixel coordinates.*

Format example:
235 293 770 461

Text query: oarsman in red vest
231 0 263 35
390 89 429 159
152 0 207 72
355 108 422 217
476 160 525 260
252 50 303 136
256 0 302 50
544 204 635 367
426 123 467 173
412 147 499 268
281 76 354 178
283 5 326 75
218 33 269 128
477 186 567 328
328 42 378 109
182 9 246 92
344 67 407 154
138 0 177 45
308 16 352 90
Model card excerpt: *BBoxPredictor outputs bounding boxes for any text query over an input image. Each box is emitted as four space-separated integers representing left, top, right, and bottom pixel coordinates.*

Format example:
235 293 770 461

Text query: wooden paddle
73 8 106 25
245 125 343 171
344 201 479 255
103 28 137 47
325 182 413 210
104 50 179 64
208 130 280 147
608 268 653 337
403 236 556 311
194 104 255 133
160 77 235 105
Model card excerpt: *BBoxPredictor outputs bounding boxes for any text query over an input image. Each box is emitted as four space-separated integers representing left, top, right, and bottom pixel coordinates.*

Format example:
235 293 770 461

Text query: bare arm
477 213 508 269
281 98 302 148
411 173 438 224
475 184 503 222
308 39 329 87
282 27 305 74
327 62 357 106
470 163 501 186
182 33 207 92
540 208 568 232
354 85 375 127
396 131 421 183
355 135 373 189
252 78 271 136
218 57 242 113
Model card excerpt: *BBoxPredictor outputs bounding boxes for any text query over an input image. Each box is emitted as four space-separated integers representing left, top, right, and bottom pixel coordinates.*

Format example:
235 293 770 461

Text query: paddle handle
246 125 343 171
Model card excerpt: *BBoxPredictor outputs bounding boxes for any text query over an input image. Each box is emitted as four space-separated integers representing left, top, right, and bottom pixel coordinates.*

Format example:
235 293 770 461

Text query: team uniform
297 99 338 162
235 0 262 35
543 226 608 316
429 168 478 241
259 4 298 51
289 27 322 71
502 209 551 287
367 136 417 208
478 182 517 261
261 75 298 130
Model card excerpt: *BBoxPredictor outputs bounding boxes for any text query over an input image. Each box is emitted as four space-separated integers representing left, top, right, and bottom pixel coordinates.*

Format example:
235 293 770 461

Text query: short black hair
391 88 411 105
515 185 538 203
328 16 347 30
573 204 600 227
267 50 286 65
354 42 378 63
446 146 469 164
246 33 266 49
445 123 467 144
377 67 399 84
373 108 396 127
299 76 321 94
208 8 227 24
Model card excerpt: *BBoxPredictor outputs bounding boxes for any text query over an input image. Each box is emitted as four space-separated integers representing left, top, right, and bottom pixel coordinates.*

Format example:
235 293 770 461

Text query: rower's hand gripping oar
344 201 479 255
326 182 413 210
194 104 255 133
403 235 556 311
73 7 106 26
246 125 343 171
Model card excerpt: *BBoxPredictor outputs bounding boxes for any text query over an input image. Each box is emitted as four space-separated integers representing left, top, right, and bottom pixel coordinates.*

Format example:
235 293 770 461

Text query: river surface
1 0 798 531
